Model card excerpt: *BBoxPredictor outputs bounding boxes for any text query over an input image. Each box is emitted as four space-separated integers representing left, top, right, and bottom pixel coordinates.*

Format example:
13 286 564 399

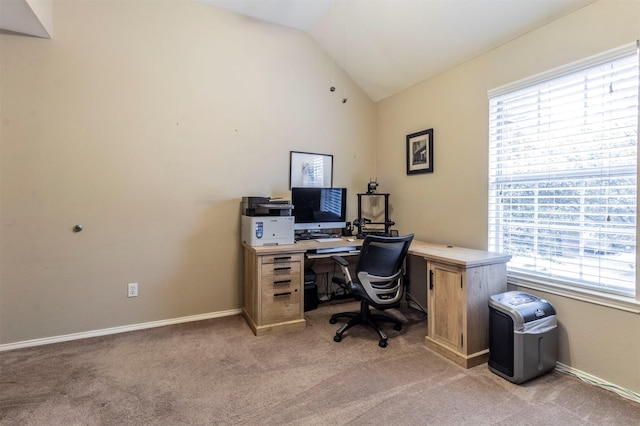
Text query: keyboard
316 246 356 254
314 237 343 242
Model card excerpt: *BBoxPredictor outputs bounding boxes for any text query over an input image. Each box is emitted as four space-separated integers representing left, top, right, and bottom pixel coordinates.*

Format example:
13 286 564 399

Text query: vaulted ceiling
1 0 598 102
201 0 597 102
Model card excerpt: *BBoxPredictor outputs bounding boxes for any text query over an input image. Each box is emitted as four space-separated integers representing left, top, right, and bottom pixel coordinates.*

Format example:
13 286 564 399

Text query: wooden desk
241 238 361 336
408 241 510 368
242 238 510 368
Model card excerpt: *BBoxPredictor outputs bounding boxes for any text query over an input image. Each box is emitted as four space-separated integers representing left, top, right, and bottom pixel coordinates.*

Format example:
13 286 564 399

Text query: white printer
240 196 295 246
241 215 294 246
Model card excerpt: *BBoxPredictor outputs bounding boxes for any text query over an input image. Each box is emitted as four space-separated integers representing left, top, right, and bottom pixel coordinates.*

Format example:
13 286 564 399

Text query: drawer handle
274 292 292 297
274 256 292 262
274 267 292 272
273 280 291 285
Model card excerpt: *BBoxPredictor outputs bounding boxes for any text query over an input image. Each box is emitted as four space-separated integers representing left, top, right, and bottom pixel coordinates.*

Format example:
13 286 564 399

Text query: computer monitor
291 187 347 231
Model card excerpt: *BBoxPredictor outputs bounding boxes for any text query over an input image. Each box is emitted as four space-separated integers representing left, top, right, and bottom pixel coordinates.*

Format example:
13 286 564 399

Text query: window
488 42 639 298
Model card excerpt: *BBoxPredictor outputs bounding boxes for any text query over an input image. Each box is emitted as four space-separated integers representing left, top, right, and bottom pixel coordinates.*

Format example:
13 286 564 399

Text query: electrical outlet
127 283 138 298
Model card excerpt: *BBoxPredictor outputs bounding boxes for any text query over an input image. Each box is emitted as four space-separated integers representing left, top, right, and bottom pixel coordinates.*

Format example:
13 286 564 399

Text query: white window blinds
488 42 639 297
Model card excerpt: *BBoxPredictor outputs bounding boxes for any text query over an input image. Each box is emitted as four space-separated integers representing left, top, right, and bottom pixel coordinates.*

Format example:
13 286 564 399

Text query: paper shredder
488 291 557 384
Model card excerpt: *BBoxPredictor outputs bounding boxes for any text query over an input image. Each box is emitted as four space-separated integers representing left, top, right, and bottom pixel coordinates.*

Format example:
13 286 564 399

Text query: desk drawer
260 257 302 324
262 285 301 323
261 253 303 265
261 261 301 288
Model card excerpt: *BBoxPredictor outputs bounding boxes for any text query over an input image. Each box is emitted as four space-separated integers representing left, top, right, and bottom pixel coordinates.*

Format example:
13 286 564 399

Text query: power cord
555 362 640 404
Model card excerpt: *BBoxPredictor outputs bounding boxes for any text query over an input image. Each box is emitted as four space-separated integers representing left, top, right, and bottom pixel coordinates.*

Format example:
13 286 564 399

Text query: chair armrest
331 255 349 267
331 255 352 287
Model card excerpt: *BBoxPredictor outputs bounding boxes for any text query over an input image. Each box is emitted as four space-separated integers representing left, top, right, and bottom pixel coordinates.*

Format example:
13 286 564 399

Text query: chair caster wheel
329 318 337 324
393 324 402 331
379 340 387 348
334 334 342 342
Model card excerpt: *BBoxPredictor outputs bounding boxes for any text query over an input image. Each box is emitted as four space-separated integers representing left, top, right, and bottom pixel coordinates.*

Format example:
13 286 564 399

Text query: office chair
329 234 414 348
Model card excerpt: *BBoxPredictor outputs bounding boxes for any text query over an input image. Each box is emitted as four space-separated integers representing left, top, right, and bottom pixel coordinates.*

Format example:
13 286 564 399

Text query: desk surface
244 237 510 267
408 240 511 267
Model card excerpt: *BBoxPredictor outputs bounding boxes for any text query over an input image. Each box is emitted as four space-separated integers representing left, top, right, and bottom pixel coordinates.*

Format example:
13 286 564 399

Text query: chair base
329 300 402 348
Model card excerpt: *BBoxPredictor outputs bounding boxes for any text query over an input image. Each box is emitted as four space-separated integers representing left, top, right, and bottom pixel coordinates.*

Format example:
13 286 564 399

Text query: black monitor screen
291 187 346 230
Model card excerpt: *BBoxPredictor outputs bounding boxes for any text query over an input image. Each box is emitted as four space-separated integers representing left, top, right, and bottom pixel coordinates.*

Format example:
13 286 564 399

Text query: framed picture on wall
406 128 433 174
289 151 333 188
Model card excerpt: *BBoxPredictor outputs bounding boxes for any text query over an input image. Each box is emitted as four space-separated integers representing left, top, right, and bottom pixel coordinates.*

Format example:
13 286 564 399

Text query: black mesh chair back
329 234 414 347
356 235 413 287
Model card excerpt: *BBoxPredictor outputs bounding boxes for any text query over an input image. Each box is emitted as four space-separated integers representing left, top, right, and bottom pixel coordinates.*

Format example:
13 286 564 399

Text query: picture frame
406 128 433 174
289 151 333 188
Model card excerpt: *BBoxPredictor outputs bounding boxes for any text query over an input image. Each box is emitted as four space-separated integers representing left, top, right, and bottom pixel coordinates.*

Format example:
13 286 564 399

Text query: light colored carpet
1 301 639 425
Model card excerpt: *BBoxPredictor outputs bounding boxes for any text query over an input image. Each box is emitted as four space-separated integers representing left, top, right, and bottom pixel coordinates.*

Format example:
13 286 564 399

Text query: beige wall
377 0 640 394
0 0 375 343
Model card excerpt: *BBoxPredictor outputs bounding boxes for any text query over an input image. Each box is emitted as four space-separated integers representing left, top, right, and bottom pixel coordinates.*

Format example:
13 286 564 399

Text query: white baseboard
555 362 640 404
0 309 242 352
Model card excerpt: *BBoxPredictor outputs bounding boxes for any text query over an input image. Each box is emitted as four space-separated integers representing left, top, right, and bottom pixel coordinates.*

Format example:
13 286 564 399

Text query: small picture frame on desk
406 128 433 175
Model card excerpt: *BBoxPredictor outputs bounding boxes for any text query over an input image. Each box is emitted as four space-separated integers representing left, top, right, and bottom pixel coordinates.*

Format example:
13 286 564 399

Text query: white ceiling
201 0 597 102
0 0 53 38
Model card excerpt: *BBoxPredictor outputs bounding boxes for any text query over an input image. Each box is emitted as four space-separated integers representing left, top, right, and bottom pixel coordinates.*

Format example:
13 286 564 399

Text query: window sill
507 274 640 314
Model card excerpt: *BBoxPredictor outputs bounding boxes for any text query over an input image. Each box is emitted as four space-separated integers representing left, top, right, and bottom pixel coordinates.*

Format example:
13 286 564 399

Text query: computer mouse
347 238 355 242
